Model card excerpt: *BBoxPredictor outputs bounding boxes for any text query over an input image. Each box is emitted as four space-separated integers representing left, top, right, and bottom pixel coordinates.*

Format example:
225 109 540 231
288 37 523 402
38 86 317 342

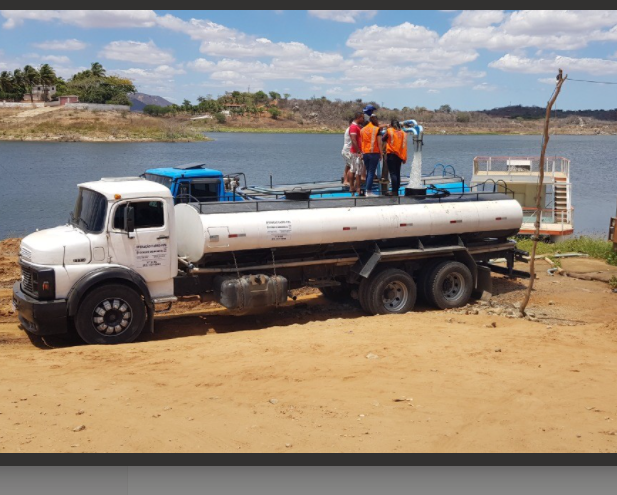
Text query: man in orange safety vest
381 119 408 196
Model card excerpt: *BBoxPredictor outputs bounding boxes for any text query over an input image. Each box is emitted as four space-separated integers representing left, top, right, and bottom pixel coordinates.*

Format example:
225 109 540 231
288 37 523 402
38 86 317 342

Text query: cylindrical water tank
175 198 523 262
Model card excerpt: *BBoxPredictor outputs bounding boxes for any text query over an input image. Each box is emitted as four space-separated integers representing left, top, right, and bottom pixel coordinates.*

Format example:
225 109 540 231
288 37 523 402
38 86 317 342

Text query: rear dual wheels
359 268 417 315
358 261 473 316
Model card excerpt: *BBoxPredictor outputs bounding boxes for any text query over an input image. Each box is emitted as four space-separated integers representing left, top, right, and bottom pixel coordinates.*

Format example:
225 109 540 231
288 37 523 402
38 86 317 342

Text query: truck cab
142 163 244 204
13 177 178 344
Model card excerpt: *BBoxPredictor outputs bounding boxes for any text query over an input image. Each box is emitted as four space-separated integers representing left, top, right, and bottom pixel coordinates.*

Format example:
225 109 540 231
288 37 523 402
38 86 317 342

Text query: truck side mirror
124 205 135 236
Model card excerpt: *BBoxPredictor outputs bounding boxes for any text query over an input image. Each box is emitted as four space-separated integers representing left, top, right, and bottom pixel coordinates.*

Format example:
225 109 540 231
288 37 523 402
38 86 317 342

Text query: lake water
0 133 615 239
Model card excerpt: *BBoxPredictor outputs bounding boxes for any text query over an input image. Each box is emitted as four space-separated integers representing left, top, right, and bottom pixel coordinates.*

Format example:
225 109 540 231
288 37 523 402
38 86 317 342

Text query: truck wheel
426 261 473 310
75 284 147 345
416 259 443 303
365 268 417 315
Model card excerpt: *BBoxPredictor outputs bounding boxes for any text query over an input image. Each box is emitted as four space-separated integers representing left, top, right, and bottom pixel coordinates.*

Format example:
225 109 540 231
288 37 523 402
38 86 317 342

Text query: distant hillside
129 93 173 112
482 105 617 121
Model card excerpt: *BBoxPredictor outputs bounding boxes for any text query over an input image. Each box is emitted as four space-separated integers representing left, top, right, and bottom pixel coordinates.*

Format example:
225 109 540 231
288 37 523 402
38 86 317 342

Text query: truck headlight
21 264 56 300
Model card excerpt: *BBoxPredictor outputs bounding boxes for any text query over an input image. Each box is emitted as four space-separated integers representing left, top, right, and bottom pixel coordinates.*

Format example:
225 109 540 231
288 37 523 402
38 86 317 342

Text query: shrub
214 112 226 124
456 112 471 123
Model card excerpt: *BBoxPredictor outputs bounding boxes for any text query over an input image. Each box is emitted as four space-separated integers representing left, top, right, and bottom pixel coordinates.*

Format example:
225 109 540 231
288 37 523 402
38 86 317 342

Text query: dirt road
1 238 616 453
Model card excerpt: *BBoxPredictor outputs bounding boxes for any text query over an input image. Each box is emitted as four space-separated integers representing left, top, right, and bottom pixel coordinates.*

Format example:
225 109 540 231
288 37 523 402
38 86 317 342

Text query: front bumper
12 281 68 336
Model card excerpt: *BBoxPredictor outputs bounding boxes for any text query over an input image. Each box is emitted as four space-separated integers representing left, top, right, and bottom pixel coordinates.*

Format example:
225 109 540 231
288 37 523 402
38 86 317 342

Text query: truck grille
21 266 34 295
20 247 32 261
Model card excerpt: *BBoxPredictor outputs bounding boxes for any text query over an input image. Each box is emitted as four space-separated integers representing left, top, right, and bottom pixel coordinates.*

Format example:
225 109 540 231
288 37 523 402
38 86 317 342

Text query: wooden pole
519 69 567 316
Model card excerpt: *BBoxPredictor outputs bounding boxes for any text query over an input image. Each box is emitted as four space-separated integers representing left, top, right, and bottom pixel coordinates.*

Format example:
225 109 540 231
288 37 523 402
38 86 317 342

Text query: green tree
269 91 281 101
254 90 268 104
0 71 15 93
438 104 452 113
90 62 106 78
59 67 136 105
283 93 291 100
268 107 281 119
181 99 193 112
456 112 471 123
12 69 25 94
22 65 40 103
38 64 57 101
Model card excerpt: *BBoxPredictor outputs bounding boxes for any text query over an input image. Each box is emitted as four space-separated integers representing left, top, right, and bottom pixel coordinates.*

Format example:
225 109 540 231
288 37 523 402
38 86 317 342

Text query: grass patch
514 235 617 266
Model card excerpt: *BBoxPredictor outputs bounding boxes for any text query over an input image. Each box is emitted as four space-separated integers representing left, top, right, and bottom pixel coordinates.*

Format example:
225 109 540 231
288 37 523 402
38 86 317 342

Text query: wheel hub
382 281 408 311
442 273 464 301
92 298 132 335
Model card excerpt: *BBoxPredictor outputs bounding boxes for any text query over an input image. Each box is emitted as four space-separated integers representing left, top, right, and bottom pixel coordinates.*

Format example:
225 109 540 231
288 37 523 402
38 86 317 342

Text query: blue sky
2 10 617 110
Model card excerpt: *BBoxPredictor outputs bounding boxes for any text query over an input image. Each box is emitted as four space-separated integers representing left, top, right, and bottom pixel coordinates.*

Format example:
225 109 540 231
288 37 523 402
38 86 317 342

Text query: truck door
109 199 172 283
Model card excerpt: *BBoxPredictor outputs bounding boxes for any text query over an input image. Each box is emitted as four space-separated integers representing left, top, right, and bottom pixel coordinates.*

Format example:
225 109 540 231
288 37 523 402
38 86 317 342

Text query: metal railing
522 207 573 226
473 156 570 178
193 189 513 215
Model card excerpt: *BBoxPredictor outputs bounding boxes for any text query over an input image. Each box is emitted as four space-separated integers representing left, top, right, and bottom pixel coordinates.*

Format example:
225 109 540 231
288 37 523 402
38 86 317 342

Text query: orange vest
360 122 381 154
386 127 407 162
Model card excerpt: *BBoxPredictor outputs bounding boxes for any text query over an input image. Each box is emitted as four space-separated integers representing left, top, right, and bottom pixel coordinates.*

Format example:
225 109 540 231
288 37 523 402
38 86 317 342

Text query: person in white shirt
340 117 354 186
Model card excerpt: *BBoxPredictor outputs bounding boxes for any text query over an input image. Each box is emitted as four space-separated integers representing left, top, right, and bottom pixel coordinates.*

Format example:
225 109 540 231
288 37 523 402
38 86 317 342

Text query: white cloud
427 89 440 93
113 64 186 93
1 10 55 29
32 39 87 51
353 86 372 94
186 56 347 83
348 22 439 50
99 40 174 65
41 55 71 64
452 10 505 27
489 53 617 75
114 65 186 82
473 82 498 91
442 10 617 51
187 58 216 72
156 13 342 65
348 23 477 68
538 77 559 85
503 10 617 36
308 10 377 23
155 14 243 43
1 10 157 29
325 86 342 94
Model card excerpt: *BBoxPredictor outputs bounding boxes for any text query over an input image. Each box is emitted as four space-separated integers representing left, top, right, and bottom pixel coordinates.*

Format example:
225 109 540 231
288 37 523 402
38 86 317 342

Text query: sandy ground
1 238 617 453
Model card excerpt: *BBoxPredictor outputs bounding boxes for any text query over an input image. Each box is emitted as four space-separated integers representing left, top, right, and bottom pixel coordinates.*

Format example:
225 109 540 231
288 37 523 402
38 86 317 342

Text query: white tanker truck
13 176 527 345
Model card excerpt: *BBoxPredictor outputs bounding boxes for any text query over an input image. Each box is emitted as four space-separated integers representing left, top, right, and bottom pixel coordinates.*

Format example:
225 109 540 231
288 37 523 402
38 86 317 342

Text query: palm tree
0 71 14 93
12 68 25 100
90 62 106 78
22 65 40 103
38 64 57 101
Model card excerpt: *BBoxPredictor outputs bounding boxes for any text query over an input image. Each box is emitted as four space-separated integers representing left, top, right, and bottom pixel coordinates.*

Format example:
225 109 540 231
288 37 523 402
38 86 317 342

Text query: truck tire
364 268 417 315
74 284 147 345
416 259 443 303
425 261 473 310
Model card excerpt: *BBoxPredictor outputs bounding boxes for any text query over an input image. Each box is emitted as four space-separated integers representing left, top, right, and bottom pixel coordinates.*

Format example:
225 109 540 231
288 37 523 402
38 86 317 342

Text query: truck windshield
71 188 107 234
144 173 173 189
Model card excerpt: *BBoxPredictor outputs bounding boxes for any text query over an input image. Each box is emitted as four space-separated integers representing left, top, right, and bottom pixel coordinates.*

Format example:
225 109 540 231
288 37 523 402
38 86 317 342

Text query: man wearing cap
360 114 387 196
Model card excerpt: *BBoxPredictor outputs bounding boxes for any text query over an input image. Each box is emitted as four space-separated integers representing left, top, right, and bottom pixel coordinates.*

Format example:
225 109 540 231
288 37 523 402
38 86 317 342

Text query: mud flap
351 249 382 281
473 265 493 301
